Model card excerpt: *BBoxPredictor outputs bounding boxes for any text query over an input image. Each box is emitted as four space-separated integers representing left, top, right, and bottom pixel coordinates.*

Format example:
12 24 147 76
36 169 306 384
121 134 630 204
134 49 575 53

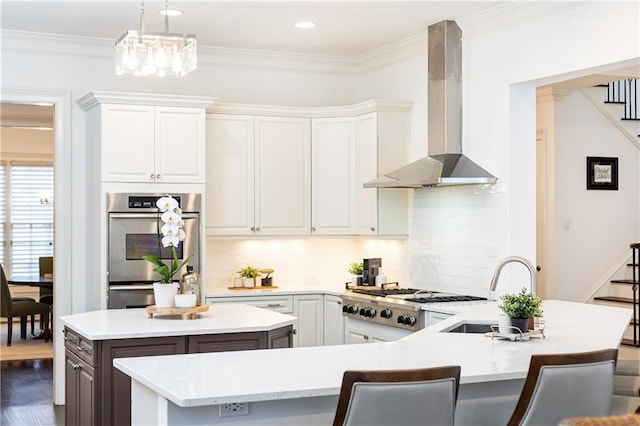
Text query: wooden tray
146 304 209 319
227 285 278 290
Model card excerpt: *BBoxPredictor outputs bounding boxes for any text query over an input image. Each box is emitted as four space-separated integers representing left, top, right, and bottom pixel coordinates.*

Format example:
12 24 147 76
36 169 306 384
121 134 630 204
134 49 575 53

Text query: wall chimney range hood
365 20 496 189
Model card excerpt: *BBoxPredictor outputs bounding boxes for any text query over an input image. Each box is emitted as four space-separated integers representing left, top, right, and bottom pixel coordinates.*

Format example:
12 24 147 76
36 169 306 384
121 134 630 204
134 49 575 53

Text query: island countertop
59 304 298 340
114 300 631 408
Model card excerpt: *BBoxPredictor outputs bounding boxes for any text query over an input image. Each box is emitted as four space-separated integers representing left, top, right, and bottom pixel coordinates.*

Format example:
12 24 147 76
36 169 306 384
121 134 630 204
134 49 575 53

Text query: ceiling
0 1 505 57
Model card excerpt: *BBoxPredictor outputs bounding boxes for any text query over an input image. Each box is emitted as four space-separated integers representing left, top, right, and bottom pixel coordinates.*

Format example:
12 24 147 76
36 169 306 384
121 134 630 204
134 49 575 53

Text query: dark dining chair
333 365 461 426
0 264 50 345
38 256 54 329
508 348 618 426
38 256 54 305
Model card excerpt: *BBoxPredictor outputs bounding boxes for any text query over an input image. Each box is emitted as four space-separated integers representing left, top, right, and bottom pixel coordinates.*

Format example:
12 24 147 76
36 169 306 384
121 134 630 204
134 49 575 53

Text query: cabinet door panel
102 337 186 426
323 295 345 346
268 325 293 349
188 332 266 353
78 364 96 426
293 295 323 347
206 114 255 235
312 118 356 235
355 112 379 235
102 104 155 182
255 116 311 235
155 107 205 183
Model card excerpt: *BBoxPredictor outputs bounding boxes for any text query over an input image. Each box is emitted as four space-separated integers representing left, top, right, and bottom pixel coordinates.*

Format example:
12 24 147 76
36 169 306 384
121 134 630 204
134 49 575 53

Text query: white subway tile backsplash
408 183 508 296
204 183 507 298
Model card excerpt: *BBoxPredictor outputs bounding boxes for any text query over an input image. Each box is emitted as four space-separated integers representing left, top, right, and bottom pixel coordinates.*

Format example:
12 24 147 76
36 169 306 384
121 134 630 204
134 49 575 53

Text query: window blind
9 165 54 277
0 164 5 267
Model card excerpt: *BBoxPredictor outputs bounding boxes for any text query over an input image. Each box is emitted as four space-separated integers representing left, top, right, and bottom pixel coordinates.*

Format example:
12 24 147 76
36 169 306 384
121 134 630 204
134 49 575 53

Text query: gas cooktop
405 295 487 303
350 287 421 297
346 286 487 304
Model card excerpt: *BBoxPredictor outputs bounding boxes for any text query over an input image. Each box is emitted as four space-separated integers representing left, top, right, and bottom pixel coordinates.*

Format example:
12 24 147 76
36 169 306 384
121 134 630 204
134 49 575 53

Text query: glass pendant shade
115 30 197 77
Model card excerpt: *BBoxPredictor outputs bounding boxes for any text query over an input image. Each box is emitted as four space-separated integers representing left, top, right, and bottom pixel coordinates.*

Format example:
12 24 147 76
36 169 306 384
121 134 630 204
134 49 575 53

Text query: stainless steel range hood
365 20 496 189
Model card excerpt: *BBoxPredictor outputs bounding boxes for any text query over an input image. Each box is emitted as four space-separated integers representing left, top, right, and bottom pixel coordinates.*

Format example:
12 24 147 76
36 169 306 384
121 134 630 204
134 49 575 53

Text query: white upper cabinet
206 114 255 236
311 117 356 235
355 108 410 236
154 107 206 183
206 113 311 236
255 116 311 236
205 100 410 238
78 91 214 184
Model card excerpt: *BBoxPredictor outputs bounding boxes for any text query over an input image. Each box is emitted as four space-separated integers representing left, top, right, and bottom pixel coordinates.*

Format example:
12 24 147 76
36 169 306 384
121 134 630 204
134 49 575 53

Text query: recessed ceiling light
159 9 183 17
295 22 316 29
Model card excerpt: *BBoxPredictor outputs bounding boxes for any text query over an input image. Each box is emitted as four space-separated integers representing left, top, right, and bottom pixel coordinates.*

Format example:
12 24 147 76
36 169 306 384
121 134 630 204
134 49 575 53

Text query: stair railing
632 242 640 345
606 79 639 120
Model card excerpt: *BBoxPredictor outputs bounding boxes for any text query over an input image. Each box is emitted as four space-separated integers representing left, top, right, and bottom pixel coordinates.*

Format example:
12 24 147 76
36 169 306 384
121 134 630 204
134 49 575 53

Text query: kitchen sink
445 323 494 334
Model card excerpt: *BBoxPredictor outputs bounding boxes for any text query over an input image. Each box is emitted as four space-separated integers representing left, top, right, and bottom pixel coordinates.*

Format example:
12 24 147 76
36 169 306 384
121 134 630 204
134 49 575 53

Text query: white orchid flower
161 234 180 248
144 195 192 282
161 210 181 225
156 196 179 212
161 222 179 237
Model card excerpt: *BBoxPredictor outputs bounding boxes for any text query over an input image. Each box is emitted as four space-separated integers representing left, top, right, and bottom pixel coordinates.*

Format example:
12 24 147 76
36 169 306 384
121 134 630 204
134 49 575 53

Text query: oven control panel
341 296 424 331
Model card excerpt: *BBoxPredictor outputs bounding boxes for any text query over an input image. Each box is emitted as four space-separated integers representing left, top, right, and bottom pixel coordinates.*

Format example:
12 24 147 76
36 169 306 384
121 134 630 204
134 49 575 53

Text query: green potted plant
347 262 364 286
238 265 261 288
498 287 543 333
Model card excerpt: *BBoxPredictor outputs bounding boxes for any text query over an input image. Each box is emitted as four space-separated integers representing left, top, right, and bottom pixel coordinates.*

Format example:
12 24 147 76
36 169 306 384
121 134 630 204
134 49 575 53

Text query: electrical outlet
219 402 249 417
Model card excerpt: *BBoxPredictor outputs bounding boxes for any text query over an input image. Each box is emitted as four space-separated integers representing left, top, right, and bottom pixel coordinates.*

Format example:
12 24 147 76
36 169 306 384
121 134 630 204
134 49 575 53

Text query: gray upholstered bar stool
333 365 461 426
508 348 619 426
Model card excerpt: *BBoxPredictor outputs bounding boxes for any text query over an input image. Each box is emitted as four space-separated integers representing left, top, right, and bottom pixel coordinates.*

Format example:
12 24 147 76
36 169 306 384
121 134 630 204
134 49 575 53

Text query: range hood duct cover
364 20 496 189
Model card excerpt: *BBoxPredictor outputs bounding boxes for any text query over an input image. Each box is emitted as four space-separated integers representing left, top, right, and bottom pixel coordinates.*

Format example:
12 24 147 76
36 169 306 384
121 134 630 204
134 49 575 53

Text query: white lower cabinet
323 295 344 346
344 317 413 344
428 310 454 327
293 294 323 347
206 294 326 347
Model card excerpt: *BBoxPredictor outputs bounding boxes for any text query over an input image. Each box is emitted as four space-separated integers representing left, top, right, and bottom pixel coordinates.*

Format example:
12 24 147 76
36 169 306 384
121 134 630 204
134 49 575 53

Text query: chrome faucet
489 256 537 295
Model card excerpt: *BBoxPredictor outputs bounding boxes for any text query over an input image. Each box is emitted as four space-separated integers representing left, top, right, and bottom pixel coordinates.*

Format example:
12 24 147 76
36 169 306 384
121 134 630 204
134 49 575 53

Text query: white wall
553 89 640 301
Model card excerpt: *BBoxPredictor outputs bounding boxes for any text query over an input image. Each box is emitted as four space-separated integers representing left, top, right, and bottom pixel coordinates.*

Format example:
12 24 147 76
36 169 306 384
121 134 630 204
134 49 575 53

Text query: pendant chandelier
115 0 197 78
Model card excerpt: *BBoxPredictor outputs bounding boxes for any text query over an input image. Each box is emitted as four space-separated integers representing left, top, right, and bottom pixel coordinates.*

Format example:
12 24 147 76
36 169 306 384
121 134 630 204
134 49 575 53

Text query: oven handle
109 284 155 291
108 212 199 219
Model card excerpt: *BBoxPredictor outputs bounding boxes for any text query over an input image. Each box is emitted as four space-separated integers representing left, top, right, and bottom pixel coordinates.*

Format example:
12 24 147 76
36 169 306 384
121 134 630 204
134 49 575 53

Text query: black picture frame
586 156 618 190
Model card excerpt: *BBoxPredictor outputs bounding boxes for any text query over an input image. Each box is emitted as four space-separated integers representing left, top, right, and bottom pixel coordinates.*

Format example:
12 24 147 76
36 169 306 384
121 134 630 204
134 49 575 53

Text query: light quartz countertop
59 304 297 340
205 283 346 298
114 300 631 408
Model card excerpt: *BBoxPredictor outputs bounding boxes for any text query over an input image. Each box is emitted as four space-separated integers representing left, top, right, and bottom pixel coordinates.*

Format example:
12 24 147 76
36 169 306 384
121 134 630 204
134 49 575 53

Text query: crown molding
536 87 571 104
207 99 413 118
0 28 427 76
458 1 582 38
77 91 217 110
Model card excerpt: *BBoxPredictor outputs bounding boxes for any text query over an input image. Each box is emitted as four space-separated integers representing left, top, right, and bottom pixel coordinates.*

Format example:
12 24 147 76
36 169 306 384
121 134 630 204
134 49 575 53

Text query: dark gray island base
60 305 296 426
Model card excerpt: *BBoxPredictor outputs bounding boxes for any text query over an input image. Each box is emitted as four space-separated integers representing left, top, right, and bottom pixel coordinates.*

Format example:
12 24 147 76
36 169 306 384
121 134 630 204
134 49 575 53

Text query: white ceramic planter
243 277 256 288
233 278 244 288
153 282 179 308
175 293 197 308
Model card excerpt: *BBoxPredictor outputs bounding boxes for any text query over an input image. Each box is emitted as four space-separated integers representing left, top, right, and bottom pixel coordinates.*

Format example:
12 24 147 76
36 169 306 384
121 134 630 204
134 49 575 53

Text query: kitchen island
114 300 631 425
59 304 296 426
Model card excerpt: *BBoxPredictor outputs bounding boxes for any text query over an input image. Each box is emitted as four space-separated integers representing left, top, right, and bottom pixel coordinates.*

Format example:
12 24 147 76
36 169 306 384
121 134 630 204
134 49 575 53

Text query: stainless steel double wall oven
107 192 201 309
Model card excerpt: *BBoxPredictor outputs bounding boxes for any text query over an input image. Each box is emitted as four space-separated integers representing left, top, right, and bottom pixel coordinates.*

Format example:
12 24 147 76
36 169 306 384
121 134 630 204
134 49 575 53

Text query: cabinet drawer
207 295 293 313
64 327 97 367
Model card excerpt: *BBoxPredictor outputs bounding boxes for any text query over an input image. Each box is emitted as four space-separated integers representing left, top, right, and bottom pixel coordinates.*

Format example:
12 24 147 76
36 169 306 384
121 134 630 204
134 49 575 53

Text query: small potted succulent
498 287 543 333
238 265 261 288
347 262 364 286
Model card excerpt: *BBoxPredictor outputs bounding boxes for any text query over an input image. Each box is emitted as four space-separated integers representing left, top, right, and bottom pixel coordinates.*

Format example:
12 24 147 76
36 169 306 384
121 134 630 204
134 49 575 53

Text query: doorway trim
1 87 71 405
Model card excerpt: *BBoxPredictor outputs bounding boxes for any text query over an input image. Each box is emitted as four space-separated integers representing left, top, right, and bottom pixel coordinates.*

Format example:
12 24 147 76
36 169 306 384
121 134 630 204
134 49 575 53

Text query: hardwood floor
0 359 64 425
